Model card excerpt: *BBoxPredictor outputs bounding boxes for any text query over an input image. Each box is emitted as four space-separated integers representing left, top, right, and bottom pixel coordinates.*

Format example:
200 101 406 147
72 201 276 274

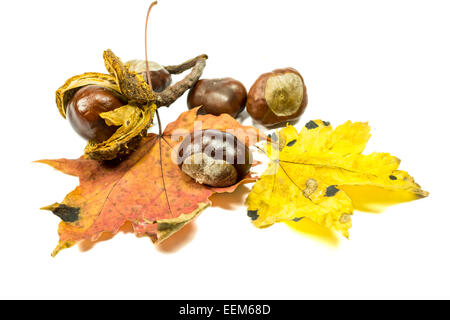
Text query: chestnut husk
56 50 208 161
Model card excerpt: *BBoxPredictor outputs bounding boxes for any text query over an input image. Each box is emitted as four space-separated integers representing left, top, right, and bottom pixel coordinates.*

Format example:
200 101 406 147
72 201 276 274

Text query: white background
0 0 448 299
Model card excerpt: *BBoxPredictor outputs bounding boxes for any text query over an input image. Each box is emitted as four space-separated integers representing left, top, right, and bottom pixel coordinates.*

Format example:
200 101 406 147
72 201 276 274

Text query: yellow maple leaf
246 120 428 238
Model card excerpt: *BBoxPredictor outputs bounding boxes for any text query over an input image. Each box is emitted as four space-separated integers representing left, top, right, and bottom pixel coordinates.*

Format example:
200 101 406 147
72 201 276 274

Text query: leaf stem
156 109 173 216
156 108 162 137
143 1 172 216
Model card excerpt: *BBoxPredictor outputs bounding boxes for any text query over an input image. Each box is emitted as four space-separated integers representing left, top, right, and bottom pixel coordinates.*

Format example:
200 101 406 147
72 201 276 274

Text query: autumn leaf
246 120 428 238
38 107 265 256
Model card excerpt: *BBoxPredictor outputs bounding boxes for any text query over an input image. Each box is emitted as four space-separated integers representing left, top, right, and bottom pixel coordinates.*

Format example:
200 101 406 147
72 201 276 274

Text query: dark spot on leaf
292 217 303 222
287 140 297 147
325 185 340 197
51 204 80 222
247 210 259 221
322 121 330 126
305 121 319 130
389 175 397 180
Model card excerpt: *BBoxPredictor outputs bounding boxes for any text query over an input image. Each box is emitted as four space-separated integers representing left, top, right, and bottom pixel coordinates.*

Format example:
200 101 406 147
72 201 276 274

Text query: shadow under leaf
284 218 340 248
156 222 198 253
78 221 135 252
209 184 251 211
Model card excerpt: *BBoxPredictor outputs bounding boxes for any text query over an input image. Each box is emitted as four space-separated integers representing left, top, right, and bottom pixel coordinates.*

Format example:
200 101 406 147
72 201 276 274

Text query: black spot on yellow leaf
325 185 340 197
247 210 259 221
389 175 397 180
51 204 80 222
305 121 319 130
287 140 297 147
292 217 303 222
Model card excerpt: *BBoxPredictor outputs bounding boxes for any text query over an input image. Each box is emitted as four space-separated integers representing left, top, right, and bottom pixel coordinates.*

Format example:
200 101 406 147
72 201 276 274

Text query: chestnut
177 129 253 187
66 85 127 142
246 68 308 126
126 60 172 92
187 78 247 118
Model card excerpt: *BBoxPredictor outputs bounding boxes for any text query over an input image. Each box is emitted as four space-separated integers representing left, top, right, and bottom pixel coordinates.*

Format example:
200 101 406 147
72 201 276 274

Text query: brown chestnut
187 78 247 118
177 129 253 187
246 68 308 126
66 85 127 142
126 60 172 92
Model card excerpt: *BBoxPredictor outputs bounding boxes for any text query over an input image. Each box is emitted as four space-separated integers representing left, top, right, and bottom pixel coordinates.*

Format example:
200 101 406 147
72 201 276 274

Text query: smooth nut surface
247 68 308 126
126 60 172 92
66 85 127 142
143 68 172 92
187 78 247 118
177 129 253 187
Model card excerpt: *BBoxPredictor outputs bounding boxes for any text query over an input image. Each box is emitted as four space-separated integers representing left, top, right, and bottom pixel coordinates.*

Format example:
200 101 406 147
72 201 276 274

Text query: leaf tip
51 241 75 257
41 203 80 223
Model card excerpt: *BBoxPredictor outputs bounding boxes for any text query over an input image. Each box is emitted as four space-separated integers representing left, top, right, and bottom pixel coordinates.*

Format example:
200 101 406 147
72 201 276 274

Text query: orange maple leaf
38 107 265 256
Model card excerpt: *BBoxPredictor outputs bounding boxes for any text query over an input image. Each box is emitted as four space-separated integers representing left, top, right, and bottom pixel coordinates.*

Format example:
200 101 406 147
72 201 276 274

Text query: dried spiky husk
55 49 159 161
55 49 207 161
84 104 156 161
103 49 154 105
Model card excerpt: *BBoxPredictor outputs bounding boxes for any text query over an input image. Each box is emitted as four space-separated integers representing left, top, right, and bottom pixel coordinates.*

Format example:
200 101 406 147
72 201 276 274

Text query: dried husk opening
55 49 207 161
55 72 121 118
85 104 156 161
103 50 155 105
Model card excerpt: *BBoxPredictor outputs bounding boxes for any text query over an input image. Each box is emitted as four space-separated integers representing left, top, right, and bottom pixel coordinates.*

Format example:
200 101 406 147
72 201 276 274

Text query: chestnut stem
164 54 208 74
155 55 207 107
144 1 158 93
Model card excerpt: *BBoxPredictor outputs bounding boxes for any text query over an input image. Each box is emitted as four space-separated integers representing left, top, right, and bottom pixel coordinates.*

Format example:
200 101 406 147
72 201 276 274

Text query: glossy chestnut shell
187 78 247 118
66 85 127 142
141 67 172 92
247 68 308 126
126 60 172 93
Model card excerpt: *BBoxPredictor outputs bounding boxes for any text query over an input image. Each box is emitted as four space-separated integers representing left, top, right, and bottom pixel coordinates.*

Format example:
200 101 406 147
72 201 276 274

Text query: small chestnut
187 78 247 118
66 85 127 142
126 60 172 92
246 68 308 126
177 129 253 187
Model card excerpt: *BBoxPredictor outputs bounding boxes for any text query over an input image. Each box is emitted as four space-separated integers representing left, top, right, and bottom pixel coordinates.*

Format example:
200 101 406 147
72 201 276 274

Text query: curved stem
144 1 158 92
155 55 207 107
164 54 208 74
